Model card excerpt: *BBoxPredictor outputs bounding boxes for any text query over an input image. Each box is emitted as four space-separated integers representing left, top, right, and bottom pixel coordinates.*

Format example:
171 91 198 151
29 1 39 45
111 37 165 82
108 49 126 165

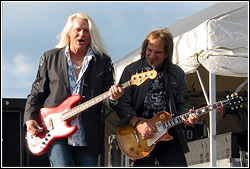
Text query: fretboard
159 101 224 129
61 81 131 121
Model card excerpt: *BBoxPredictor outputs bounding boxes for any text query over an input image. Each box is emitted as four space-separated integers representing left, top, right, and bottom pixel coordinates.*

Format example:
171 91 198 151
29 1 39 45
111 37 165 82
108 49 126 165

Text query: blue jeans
47 138 98 167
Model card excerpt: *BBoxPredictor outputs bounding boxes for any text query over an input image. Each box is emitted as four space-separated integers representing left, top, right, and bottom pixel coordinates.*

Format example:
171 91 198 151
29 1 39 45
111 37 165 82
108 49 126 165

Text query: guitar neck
61 81 131 121
161 100 224 129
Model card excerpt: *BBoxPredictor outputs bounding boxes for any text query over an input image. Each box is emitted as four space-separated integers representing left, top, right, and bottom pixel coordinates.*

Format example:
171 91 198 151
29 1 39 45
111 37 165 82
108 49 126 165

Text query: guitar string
40 92 228 132
38 92 111 130
37 71 156 133
38 81 129 132
39 94 237 133
162 101 223 129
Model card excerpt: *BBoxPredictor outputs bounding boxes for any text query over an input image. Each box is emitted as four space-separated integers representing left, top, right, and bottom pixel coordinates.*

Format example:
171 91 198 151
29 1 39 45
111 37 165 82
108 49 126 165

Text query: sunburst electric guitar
26 70 157 155
117 93 244 160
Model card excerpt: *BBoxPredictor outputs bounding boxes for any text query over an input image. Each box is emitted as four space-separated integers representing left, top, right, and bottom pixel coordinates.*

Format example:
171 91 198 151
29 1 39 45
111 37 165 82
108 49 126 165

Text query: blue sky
1 1 217 98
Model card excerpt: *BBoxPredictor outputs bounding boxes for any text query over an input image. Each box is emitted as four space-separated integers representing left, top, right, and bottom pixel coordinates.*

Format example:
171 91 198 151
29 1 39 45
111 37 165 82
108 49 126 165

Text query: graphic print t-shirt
141 69 169 119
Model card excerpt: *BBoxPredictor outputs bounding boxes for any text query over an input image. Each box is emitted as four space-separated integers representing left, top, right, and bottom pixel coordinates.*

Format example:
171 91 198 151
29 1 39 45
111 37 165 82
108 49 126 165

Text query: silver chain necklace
73 63 81 70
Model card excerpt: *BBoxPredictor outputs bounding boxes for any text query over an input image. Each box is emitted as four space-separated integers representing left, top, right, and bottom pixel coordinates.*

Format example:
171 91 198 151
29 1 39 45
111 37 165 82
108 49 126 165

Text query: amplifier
2 98 50 167
185 132 247 166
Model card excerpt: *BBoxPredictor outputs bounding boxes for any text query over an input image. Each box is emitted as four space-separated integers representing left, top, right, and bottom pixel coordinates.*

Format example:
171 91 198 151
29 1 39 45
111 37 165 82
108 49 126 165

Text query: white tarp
114 2 248 81
172 2 248 77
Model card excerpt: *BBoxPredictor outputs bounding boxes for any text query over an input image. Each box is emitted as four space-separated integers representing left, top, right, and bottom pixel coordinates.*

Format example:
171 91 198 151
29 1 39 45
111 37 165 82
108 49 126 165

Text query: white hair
56 12 109 56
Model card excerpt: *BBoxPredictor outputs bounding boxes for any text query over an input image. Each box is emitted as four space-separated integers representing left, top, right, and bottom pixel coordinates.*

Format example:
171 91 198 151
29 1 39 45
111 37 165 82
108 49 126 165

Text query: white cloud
2 53 38 98
13 54 35 75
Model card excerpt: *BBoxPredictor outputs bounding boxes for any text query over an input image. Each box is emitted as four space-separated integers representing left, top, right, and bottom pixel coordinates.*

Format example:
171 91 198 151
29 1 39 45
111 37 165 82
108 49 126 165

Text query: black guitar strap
166 66 177 117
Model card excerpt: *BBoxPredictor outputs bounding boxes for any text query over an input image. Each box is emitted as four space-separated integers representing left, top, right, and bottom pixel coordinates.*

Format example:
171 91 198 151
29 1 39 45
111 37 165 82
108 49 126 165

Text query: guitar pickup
46 118 54 131
155 121 164 132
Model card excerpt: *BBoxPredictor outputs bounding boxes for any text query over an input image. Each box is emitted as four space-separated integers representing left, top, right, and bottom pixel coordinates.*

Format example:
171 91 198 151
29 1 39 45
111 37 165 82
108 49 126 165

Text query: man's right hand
136 120 155 139
26 120 44 136
129 116 155 139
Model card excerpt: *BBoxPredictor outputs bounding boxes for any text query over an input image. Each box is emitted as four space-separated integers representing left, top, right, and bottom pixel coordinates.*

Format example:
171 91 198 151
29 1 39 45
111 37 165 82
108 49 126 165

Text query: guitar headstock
222 93 245 109
130 70 157 86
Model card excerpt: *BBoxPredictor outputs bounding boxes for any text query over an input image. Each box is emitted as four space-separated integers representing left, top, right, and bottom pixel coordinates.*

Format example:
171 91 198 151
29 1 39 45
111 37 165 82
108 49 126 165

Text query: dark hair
140 28 174 65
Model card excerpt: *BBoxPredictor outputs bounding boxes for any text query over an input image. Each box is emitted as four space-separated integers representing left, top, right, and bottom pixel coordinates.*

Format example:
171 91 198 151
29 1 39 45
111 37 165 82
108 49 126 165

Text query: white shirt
65 45 95 146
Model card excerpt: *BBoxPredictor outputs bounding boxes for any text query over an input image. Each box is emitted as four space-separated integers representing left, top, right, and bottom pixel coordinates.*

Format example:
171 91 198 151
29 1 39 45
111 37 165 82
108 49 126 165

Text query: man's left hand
184 109 199 126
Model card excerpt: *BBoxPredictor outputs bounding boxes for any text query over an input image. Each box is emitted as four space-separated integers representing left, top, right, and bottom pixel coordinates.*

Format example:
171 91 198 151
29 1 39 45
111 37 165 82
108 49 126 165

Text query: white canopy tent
171 2 248 77
110 2 248 167
114 2 248 79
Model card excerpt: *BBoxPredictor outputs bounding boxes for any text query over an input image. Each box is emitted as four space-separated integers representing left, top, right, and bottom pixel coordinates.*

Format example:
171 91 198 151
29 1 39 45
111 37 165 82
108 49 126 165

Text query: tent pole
234 79 248 94
209 72 217 167
196 69 209 104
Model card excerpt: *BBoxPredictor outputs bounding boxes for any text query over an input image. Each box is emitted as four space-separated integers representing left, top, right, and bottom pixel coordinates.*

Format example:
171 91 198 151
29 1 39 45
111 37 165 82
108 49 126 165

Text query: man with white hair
24 12 123 167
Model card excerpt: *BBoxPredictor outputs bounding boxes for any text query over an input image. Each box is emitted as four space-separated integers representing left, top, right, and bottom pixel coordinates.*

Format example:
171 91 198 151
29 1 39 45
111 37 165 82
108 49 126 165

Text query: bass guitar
116 93 244 160
26 70 158 155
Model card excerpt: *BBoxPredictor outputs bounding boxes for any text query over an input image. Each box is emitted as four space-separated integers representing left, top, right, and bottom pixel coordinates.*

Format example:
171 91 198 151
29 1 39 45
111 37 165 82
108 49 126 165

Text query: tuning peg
145 66 151 71
226 95 229 99
240 105 243 108
235 106 239 109
231 107 234 110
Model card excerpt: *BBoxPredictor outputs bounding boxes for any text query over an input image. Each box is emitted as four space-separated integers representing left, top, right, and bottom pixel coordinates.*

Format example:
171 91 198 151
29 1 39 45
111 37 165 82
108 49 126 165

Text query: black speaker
2 98 50 167
2 109 24 166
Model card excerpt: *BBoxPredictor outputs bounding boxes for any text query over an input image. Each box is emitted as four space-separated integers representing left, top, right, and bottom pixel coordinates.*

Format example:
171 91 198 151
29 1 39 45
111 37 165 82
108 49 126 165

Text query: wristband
133 119 141 128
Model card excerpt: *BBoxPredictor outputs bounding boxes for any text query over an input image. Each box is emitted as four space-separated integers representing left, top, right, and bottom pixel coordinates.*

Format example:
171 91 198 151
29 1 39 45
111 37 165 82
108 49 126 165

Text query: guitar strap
166 66 177 117
166 65 190 153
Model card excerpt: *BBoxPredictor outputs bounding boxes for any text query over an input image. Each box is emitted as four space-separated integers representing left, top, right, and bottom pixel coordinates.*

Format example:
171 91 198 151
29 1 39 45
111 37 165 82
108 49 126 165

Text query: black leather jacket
24 47 115 155
115 58 191 153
